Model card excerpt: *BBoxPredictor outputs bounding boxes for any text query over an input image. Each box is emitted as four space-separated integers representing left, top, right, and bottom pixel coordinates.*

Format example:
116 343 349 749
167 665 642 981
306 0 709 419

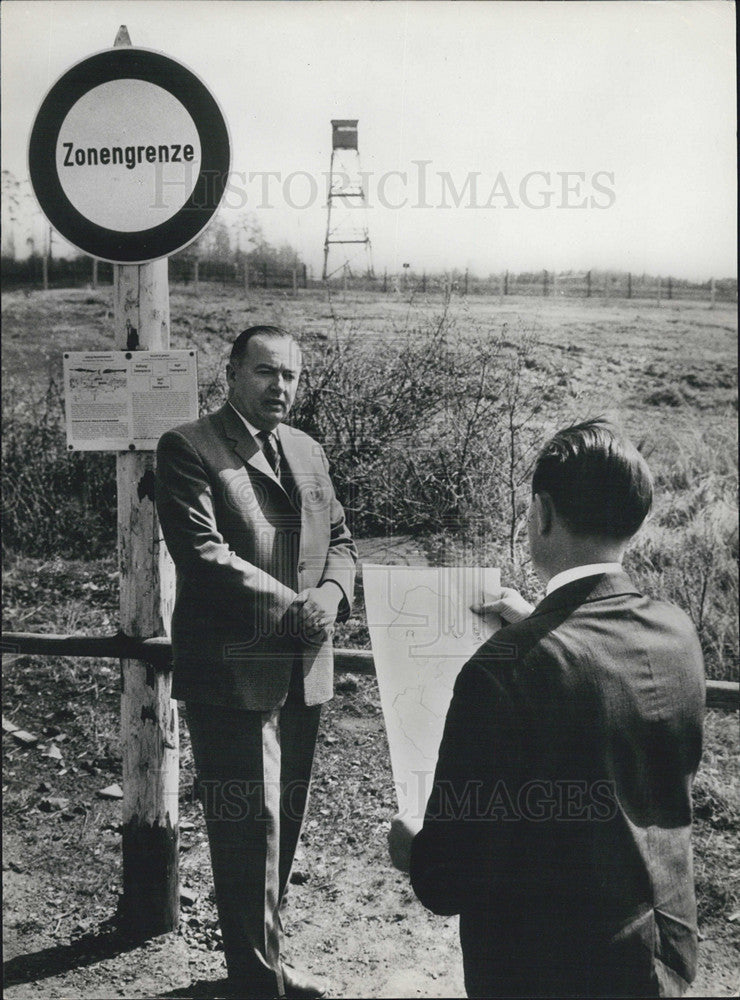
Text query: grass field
4 284 738 679
2 285 738 997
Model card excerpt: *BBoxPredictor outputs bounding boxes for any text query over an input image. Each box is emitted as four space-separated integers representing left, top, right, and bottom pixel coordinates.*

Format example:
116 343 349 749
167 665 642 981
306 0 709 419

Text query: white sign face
63 350 198 451
29 47 231 262
363 565 501 822
56 80 202 232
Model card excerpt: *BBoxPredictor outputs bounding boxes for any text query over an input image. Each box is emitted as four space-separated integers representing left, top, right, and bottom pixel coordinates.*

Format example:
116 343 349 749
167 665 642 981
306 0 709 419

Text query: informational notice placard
363 565 501 821
63 350 198 451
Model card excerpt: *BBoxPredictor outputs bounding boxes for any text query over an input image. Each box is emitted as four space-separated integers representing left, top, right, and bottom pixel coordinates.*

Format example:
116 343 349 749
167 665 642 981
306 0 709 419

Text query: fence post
42 225 50 291
292 266 298 296
710 277 716 310
302 263 307 289
667 276 672 301
504 270 509 296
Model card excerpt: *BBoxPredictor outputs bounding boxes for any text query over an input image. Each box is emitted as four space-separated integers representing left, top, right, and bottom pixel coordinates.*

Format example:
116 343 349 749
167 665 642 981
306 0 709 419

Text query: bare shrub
2 378 116 559
625 424 739 681
292 301 579 550
3 299 736 684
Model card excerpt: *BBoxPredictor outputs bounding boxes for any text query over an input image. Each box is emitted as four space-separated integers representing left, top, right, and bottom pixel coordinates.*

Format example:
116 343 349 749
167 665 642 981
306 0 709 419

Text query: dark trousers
186 674 321 997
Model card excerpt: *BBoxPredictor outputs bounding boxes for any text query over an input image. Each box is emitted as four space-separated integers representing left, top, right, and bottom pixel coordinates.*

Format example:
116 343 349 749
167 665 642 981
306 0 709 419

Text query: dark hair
229 326 299 366
531 419 653 539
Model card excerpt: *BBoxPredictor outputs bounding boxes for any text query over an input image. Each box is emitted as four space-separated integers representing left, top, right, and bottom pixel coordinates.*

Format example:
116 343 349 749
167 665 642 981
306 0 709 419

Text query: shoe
280 963 327 999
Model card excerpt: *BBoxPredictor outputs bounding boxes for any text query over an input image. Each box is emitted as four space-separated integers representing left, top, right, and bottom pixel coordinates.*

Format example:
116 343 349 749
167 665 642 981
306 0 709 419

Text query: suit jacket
409 572 705 998
155 403 357 710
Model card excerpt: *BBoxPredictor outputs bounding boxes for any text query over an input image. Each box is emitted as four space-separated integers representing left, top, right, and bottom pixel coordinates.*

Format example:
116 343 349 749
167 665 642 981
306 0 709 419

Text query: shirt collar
545 562 624 596
227 401 277 444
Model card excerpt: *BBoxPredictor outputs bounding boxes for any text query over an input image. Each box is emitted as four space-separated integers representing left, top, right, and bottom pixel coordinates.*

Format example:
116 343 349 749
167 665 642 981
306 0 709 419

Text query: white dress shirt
545 562 624 597
228 402 279 452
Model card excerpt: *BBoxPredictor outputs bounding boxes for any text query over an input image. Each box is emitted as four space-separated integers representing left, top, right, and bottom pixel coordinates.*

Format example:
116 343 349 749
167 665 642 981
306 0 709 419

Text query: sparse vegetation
2 558 738 996
2 287 738 997
3 287 737 680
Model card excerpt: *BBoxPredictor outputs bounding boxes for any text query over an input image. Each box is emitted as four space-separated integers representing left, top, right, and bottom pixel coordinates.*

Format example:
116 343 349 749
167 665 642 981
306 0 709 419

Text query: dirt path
3 543 737 998
4 691 738 999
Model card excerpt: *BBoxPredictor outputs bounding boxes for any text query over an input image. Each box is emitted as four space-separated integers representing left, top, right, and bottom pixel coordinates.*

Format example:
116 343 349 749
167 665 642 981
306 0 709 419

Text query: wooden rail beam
2 632 737 710
1 631 172 667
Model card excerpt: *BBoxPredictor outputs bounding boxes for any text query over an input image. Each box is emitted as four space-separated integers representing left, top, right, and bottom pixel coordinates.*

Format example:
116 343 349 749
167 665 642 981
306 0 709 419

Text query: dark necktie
257 430 281 480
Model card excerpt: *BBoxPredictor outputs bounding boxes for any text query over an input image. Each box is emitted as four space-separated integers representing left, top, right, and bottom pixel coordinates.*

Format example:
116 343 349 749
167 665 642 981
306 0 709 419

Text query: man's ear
225 362 235 386
534 493 554 535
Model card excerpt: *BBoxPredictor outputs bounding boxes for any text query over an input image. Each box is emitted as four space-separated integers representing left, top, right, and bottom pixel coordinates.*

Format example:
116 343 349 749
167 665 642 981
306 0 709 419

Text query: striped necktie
257 430 281 480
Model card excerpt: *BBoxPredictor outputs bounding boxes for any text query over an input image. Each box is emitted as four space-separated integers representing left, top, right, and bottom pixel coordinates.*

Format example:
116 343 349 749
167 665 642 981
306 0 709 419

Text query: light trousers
186 680 321 997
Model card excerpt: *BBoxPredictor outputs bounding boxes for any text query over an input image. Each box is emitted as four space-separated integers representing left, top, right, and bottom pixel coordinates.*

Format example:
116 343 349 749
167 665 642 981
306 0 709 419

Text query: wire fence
1 255 736 304
0 255 308 292
365 270 738 303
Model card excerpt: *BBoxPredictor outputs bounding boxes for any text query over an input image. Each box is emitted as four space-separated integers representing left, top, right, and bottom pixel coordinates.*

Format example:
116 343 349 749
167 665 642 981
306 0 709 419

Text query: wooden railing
2 631 737 710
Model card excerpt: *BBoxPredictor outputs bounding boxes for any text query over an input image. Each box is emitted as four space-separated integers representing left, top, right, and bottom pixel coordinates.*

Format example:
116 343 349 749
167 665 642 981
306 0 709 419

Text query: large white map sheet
363 565 500 821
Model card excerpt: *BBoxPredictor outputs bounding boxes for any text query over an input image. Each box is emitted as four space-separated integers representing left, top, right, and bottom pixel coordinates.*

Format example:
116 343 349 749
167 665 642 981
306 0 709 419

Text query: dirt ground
3 680 738 1000
3 539 739 998
3 290 738 996
2 679 468 1000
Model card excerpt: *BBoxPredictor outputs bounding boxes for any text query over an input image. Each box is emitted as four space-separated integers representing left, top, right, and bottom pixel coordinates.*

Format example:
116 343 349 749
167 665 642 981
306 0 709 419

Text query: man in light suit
156 325 357 999
389 420 705 998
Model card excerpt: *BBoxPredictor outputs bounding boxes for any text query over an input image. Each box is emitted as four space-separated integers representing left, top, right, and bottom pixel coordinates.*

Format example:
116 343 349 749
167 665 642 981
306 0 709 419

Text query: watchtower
322 119 374 281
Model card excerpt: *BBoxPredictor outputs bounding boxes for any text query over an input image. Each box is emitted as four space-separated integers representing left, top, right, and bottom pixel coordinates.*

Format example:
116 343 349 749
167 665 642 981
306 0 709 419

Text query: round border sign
28 47 231 263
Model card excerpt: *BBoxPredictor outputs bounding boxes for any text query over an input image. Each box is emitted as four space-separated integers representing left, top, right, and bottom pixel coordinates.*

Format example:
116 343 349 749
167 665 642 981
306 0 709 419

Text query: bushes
2 304 570 559
625 424 739 681
2 300 737 681
292 303 578 551
2 373 229 561
2 379 117 559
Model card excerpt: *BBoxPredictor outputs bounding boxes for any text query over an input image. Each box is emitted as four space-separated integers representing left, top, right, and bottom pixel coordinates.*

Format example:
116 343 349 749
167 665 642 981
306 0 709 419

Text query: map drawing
363 565 500 822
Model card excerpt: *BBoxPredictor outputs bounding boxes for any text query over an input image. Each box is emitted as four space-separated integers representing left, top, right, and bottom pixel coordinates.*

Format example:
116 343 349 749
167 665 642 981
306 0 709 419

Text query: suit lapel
217 403 286 492
276 424 309 489
277 424 324 574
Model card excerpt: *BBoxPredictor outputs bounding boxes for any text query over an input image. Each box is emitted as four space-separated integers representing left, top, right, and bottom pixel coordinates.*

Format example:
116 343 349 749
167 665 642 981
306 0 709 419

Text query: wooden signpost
28 26 230 938
115 255 179 936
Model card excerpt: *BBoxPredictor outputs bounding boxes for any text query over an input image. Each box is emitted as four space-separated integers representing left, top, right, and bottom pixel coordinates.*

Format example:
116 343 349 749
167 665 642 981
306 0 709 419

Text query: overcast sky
1 0 736 280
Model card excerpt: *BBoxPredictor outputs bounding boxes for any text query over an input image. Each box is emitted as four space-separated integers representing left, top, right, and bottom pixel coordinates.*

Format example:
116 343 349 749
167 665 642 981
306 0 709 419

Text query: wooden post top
114 25 132 47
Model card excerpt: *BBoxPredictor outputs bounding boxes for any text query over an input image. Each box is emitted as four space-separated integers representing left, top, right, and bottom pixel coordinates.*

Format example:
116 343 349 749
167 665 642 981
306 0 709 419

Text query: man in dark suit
156 325 357 999
389 419 705 998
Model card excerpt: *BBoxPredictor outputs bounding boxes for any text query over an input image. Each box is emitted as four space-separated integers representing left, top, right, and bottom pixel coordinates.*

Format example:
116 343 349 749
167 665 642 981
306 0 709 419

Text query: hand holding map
471 586 535 625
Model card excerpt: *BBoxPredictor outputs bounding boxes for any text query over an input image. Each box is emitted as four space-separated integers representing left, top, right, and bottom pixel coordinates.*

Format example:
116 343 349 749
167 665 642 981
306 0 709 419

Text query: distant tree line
1 168 736 299
0 206 309 291
2 251 736 303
